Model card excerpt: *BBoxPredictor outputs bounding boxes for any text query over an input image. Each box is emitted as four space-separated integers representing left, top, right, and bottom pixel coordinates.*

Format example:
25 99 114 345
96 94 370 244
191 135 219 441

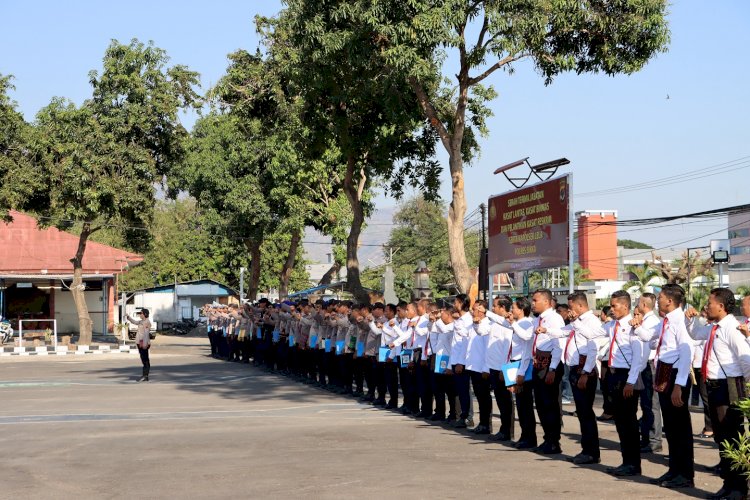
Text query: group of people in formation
204 285 750 500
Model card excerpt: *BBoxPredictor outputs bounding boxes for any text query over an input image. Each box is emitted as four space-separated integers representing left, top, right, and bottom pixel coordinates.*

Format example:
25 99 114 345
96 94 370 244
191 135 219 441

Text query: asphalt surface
0 334 725 499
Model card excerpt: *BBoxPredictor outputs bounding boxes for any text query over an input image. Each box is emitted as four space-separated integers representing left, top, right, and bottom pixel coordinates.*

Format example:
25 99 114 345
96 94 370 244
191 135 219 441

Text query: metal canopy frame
493 157 570 189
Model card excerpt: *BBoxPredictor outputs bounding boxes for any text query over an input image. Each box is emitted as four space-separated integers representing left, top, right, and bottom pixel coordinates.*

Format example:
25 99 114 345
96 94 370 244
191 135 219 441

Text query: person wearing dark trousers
413 300 435 418
465 300 492 434
603 290 648 477
127 309 152 382
365 304 386 405
632 293 662 453
379 303 401 409
530 289 566 454
449 294 474 429
549 292 608 465
391 302 419 415
429 306 456 422
633 284 694 490
597 306 615 421
691 342 714 438
686 288 750 500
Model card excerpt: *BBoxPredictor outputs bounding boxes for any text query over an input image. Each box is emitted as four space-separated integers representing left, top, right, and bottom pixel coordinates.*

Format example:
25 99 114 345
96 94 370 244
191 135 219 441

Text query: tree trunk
342 155 370 303
279 228 302 298
70 223 94 345
446 151 475 293
246 239 262 301
318 261 342 286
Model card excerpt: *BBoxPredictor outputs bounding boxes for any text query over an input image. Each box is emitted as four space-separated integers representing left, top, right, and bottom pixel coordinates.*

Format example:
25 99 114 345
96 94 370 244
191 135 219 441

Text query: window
730 246 750 256
729 228 750 239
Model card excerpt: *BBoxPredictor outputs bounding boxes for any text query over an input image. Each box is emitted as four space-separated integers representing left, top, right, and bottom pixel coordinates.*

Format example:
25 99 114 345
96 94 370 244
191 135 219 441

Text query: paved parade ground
0 335 726 499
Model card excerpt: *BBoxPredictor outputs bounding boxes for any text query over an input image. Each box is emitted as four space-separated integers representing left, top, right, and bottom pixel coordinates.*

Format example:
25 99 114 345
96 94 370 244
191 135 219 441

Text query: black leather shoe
641 443 663 453
707 487 731 500
597 413 614 422
489 431 511 442
429 413 445 421
514 440 537 450
659 475 694 489
572 453 600 465
415 411 432 419
398 405 409 415
608 464 641 477
708 489 748 500
384 401 398 410
649 471 676 485
372 398 386 407
471 425 491 435
451 418 468 429
538 442 562 455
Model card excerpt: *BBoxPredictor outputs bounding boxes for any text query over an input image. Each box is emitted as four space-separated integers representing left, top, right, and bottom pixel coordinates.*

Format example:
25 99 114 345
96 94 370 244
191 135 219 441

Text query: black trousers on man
658 368 694 480
600 360 615 415
400 365 418 412
706 378 747 494
515 379 537 445
490 369 515 438
533 361 564 446
432 370 457 419
608 368 640 468
374 359 387 401
469 370 492 428
363 356 376 396
570 369 599 459
138 346 150 378
454 366 472 420
384 360 399 406
417 360 433 415
638 363 655 446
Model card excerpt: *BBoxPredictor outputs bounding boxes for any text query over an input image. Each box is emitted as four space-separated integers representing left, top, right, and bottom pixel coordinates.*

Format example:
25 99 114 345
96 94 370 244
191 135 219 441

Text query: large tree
270 5 442 302
349 0 671 292
0 41 199 343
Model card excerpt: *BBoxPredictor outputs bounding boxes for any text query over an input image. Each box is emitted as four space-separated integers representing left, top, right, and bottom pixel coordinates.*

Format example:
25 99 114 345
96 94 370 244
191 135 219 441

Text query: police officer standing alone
127 308 152 382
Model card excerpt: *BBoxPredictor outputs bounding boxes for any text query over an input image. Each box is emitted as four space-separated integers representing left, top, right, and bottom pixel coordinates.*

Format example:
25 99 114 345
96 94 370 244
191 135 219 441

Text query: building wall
55 289 109 335
577 210 618 280
729 212 750 270
131 291 175 327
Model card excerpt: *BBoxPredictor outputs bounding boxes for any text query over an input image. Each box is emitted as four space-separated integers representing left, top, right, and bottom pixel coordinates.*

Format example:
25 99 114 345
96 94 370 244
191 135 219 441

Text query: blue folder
335 340 345 355
310 335 318 349
501 360 533 387
324 339 332 353
378 346 391 362
356 341 365 357
434 353 450 374
272 330 280 343
256 327 262 339
288 334 295 347
399 349 413 368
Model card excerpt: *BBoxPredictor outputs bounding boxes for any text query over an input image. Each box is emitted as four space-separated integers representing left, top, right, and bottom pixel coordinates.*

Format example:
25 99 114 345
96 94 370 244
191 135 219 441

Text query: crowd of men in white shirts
204 286 750 500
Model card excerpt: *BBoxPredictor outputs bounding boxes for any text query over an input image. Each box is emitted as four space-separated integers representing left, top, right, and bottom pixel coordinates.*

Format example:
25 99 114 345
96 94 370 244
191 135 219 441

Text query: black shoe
489 431 511 442
608 464 641 477
538 442 562 455
429 413 445 422
384 401 398 410
514 440 537 450
352 391 364 398
451 418 468 429
597 413 614 422
415 411 431 419
659 475 694 489
641 443 663 453
571 453 600 465
360 394 375 402
708 488 748 500
649 471 676 485
398 405 409 414
471 425 492 435
372 398 386 407
137 376 148 382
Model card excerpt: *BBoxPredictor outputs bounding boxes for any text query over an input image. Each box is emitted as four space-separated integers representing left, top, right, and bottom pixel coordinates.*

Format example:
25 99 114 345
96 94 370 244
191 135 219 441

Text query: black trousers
608 368 640 467
600 361 614 415
363 356 376 395
340 353 353 392
490 369 515 437
353 356 365 392
658 368 694 479
533 362 564 446
138 346 150 377
416 360 433 413
384 360 399 405
454 366 471 419
639 363 654 445
706 378 747 493
432 370 457 418
469 370 492 427
692 367 713 432
570 369 599 458
515 379 537 445
317 348 328 384
208 330 218 356
400 365 418 411
374 359 386 400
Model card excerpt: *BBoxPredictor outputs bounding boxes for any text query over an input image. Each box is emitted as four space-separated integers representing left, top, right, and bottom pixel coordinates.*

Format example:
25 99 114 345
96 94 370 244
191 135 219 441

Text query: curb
0 345 137 357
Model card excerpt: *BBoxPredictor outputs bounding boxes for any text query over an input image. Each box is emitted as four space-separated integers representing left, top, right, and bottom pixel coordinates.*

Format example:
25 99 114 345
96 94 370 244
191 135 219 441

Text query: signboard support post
568 174 574 294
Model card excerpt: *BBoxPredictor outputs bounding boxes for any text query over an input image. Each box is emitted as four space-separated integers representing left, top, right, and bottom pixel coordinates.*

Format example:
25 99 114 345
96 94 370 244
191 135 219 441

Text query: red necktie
701 324 719 382
564 330 575 362
608 321 620 365
656 318 669 358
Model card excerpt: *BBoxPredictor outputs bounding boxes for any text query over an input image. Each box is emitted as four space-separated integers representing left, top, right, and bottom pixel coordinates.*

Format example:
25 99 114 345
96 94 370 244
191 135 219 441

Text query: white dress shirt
485 312 533 376
533 308 565 368
432 319 454 358
687 314 750 381
465 317 490 373
450 312 473 367
607 314 649 385
636 307 693 387
413 314 431 352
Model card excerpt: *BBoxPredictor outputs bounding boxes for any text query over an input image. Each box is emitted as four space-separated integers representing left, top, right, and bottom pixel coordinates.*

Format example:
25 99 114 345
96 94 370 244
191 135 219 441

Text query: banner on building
488 175 571 274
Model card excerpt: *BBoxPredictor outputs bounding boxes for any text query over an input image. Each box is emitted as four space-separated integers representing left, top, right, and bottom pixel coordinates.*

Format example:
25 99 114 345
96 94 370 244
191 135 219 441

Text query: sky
1 0 749 253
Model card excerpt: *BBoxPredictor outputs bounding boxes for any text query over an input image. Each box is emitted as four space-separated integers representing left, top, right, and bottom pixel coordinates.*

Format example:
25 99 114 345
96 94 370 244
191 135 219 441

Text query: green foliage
720 385 750 478
0 74 35 214
622 264 661 294
618 239 653 249
687 285 712 311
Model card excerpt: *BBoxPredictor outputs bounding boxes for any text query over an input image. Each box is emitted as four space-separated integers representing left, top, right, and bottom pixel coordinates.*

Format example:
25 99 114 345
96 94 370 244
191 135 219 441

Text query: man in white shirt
603 290 648 477
737 295 750 339
485 296 518 441
530 288 566 455
380 303 401 410
508 297 537 449
466 300 492 434
413 299 435 418
686 288 750 500
367 303 388 406
430 305 458 423
632 284 695 489
450 294 475 429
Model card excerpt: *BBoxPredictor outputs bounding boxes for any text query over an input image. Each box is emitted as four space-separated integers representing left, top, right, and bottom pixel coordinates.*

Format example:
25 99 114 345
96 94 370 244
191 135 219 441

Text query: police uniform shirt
561 322 598 375
365 315 384 356
607 314 649 385
464 317 490 373
687 314 750 380
643 308 693 387
450 311 474 367
380 320 401 359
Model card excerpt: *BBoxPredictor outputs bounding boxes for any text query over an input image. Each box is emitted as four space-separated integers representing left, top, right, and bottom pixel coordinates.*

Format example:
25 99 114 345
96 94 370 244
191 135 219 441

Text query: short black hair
710 287 736 313
454 294 471 313
661 284 685 307
372 302 385 311
493 296 512 312
514 297 531 317
385 303 398 315
610 290 632 309
140 308 150 318
567 291 588 306
533 288 553 303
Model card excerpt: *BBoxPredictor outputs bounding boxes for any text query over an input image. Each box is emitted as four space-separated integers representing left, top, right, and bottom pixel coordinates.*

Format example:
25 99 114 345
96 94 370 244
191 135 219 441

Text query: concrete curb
0 345 137 357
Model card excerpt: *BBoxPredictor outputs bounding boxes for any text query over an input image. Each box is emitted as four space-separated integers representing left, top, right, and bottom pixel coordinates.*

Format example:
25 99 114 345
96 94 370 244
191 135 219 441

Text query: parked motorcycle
0 319 14 345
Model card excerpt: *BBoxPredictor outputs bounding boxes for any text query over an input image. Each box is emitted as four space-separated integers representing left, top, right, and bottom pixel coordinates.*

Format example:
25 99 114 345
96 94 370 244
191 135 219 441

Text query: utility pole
479 203 488 301
382 245 399 304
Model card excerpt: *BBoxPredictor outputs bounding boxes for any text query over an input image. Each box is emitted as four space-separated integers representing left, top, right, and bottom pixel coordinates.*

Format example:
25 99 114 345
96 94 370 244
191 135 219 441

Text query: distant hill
303 206 396 268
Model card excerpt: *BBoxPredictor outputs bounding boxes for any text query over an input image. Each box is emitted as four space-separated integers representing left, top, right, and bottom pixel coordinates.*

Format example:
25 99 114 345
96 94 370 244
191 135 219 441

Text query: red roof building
0 211 142 335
